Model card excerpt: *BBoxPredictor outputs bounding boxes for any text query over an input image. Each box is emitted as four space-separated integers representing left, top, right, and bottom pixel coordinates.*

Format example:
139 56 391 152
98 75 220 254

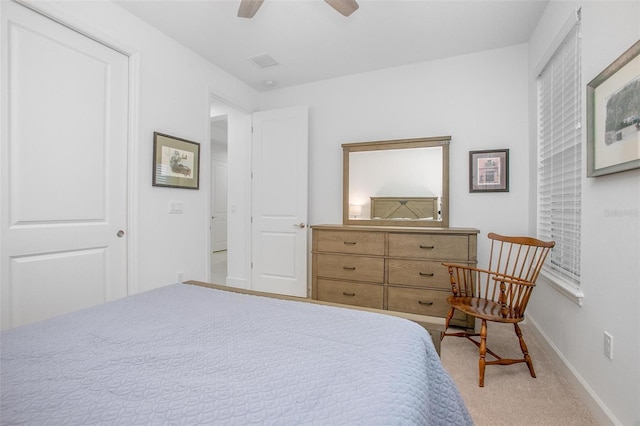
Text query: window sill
540 271 584 306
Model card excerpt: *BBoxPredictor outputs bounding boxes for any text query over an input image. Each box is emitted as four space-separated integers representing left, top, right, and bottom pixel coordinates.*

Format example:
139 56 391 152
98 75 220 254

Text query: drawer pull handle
342 292 356 297
343 266 356 270
344 241 357 245
419 272 434 277
418 300 434 306
419 245 435 249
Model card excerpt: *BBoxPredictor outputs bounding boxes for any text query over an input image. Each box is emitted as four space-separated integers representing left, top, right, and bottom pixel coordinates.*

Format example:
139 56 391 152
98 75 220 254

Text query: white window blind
537 14 582 288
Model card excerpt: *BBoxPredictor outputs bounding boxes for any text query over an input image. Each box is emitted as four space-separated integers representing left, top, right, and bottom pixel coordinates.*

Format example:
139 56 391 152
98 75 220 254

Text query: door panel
260 232 296 277
10 249 107 326
10 20 108 223
251 106 308 297
1 2 129 329
211 159 228 252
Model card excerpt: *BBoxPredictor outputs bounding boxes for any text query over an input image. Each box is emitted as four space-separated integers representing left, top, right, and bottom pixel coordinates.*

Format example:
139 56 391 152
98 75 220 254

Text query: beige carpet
440 323 598 426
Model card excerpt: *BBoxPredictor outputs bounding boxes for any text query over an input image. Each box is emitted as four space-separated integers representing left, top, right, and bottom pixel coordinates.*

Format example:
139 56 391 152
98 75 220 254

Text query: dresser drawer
388 259 450 289
388 233 469 260
316 254 384 283
387 287 466 321
316 230 385 255
317 279 383 309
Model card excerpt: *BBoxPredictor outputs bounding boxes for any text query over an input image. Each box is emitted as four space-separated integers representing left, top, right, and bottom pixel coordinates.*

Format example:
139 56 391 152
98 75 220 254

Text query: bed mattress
1 284 472 425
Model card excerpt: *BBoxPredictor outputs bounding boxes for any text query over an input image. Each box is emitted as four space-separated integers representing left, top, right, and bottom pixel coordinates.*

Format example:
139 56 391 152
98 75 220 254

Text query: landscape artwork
587 40 640 176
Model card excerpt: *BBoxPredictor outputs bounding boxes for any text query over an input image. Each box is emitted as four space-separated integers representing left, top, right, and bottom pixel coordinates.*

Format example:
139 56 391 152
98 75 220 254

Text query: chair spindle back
449 233 555 319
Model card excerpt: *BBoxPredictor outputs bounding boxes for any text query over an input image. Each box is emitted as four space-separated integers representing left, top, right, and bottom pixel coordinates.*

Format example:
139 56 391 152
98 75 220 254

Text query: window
536 11 582 297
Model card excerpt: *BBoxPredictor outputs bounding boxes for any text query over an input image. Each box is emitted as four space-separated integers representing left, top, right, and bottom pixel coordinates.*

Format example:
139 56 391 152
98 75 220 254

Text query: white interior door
211 159 228 252
251 106 308 297
0 2 129 329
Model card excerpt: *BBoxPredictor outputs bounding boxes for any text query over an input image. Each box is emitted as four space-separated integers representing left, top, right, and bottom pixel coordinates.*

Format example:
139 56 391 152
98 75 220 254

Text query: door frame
203 101 309 295
209 113 229 283
205 90 252 287
10 0 140 294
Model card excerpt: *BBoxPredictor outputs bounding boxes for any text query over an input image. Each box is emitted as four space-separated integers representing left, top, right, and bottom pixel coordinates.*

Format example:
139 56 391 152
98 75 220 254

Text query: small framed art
152 132 200 189
469 149 509 192
587 39 640 177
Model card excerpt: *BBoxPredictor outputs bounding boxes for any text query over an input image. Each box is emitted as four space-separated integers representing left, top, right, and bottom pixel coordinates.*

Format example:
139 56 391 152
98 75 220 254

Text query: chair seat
447 296 523 323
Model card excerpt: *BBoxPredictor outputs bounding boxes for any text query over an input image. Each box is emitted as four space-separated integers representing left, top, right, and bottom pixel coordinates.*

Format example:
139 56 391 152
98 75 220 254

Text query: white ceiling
116 0 549 92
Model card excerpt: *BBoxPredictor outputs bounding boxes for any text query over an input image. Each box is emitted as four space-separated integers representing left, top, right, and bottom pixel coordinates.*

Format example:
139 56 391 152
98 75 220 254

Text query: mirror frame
342 136 450 228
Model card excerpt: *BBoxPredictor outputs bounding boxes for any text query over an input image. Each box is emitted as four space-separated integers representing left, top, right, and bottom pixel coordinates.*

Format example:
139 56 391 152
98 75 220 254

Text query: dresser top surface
311 224 479 235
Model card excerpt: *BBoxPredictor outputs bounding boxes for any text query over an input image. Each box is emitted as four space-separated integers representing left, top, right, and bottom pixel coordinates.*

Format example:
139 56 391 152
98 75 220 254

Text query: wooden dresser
311 224 479 329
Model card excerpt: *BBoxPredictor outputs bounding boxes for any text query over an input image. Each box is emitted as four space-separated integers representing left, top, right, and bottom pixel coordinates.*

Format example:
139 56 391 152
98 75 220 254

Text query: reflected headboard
370 197 438 220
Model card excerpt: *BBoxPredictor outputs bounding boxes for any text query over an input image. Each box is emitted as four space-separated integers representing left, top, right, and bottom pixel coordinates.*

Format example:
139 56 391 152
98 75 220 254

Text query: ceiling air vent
248 53 279 69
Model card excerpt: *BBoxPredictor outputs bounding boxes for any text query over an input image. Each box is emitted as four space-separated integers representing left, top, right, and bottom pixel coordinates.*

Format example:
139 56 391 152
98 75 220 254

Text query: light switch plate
169 201 183 214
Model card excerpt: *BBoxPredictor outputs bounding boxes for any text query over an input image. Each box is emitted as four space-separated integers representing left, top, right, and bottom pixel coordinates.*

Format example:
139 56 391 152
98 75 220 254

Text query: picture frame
587 39 640 177
152 132 200 189
469 149 509 192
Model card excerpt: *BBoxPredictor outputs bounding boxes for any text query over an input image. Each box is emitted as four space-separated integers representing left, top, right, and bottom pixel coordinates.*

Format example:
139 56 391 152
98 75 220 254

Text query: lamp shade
349 204 362 217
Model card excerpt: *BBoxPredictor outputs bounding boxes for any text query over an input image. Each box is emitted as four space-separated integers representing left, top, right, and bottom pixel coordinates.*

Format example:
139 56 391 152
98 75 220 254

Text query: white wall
24 0 258 293
259 44 532 267
527 2 640 425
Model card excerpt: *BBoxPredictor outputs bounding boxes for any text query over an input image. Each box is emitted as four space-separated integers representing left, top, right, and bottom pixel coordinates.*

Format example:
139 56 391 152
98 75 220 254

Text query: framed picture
469 149 509 192
152 132 200 189
587 39 640 177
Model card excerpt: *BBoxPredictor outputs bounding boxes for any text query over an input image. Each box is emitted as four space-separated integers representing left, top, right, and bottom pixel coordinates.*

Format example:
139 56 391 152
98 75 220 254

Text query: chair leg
478 319 487 387
514 323 536 378
441 307 455 341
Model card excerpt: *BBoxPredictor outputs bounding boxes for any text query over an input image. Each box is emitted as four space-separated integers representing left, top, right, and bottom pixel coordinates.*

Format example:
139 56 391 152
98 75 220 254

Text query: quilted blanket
1 284 472 425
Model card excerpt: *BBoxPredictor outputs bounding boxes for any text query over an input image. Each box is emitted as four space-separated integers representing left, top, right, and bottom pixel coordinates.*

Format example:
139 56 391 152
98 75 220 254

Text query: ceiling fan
238 0 359 18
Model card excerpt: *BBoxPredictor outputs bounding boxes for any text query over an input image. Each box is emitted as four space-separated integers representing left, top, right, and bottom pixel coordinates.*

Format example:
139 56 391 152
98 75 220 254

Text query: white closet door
0 2 129 329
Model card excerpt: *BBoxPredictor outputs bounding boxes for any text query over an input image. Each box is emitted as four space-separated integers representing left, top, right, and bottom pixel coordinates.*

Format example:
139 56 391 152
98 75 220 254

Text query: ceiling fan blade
324 0 359 17
238 0 264 18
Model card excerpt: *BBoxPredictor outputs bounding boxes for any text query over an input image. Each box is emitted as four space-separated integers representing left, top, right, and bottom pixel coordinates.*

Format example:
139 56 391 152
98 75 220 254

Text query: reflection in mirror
349 147 443 219
343 136 450 227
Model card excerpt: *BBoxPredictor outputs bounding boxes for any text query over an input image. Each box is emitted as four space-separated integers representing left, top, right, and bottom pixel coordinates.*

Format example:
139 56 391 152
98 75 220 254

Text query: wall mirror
343 136 450 227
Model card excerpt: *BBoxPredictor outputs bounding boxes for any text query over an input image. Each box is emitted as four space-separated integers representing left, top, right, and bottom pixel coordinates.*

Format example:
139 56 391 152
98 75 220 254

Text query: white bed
1 283 472 425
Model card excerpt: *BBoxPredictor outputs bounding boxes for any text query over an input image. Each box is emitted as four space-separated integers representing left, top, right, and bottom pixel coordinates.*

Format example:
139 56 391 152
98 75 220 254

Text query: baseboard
224 276 247 289
526 316 620 426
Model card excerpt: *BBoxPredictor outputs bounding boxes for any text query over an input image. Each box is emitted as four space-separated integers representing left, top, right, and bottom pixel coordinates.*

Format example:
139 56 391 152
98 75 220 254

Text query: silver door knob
117 230 125 238
293 223 306 229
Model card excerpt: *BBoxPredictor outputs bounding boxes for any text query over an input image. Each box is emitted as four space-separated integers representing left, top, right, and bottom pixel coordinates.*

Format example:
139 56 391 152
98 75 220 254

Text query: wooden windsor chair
441 232 555 387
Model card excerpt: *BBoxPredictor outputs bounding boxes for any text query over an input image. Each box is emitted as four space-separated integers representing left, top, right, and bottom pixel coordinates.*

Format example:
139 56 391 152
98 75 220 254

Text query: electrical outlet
177 272 183 284
603 332 613 360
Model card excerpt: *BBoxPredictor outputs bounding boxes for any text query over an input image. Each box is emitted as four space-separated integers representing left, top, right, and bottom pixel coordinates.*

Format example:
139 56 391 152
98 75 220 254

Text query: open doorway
210 113 228 284
208 93 252 290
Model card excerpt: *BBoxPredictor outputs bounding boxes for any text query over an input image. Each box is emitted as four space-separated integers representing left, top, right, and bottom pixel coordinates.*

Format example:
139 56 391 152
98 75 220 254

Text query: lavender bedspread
1 284 472 425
